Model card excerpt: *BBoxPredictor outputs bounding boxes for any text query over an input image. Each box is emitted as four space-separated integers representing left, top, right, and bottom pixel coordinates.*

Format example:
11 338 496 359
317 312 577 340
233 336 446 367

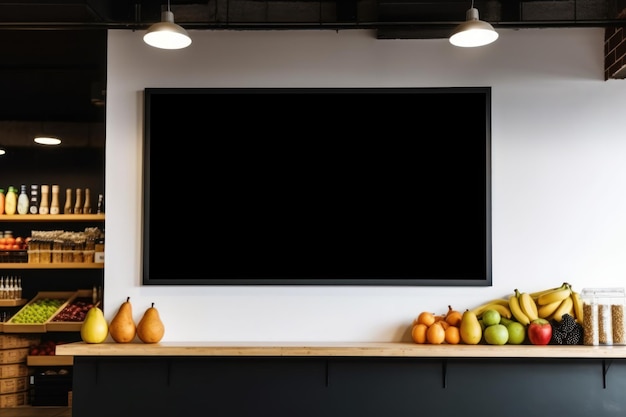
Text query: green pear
80 306 109 344
136 303 165 344
460 309 482 345
109 297 136 343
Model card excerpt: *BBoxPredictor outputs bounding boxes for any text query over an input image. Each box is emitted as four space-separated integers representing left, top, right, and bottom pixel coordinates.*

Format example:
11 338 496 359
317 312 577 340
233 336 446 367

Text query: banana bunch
532 282 584 324
509 289 538 325
469 298 512 319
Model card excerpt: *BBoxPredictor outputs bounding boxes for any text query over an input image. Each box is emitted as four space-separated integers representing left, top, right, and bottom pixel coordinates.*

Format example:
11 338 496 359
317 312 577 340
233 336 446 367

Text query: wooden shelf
0 263 103 269
0 214 104 222
55 341 626 359
0 298 28 307
27 355 73 366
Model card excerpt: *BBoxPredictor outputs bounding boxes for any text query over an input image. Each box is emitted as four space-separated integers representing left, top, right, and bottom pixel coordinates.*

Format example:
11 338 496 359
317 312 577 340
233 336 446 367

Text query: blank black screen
142 87 491 286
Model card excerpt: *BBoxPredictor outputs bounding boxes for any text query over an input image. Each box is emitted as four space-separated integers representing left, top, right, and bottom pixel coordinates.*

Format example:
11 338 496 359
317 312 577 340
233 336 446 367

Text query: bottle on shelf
74 188 83 214
95 230 105 263
16 277 22 299
96 193 104 214
83 188 92 214
64 187 73 214
39 184 49 214
17 185 29 215
7 276 13 299
0 276 5 299
5 186 17 215
50 184 60 215
29 184 39 214
0 188 5 215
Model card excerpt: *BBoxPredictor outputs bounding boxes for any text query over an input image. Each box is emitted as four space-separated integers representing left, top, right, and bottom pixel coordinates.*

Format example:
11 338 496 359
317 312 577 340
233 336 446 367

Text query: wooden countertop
55 341 626 359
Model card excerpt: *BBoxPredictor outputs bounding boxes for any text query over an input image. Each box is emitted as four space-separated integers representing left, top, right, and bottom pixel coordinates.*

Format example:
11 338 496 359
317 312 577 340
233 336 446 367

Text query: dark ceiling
0 0 623 149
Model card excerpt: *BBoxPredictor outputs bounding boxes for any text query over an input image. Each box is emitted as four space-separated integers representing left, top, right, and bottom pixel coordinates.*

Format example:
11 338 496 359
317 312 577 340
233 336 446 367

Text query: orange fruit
445 305 463 327
444 325 461 344
416 311 436 327
411 323 428 344
426 322 446 344
436 320 450 330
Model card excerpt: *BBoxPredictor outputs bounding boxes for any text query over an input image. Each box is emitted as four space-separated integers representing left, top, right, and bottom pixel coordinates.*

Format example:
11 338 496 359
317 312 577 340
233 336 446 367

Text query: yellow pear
80 306 109 344
109 297 136 343
460 309 482 345
136 302 165 344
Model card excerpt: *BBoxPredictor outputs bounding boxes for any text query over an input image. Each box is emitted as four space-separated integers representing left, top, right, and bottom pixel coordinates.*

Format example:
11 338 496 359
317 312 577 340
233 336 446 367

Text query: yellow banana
537 283 572 306
518 290 539 321
529 282 570 299
571 291 584 324
551 296 574 322
509 291 530 325
478 303 512 320
537 299 562 319
470 298 511 317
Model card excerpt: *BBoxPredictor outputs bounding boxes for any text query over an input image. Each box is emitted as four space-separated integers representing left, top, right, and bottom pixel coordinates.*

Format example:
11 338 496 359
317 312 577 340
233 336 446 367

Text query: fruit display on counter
412 306 463 345
80 306 109 343
109 297 137 343
410 282 585 346
136 302 165 343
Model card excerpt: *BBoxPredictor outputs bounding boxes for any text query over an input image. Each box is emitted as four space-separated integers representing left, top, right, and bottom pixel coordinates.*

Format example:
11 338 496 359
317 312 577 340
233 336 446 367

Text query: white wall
105 28 626 342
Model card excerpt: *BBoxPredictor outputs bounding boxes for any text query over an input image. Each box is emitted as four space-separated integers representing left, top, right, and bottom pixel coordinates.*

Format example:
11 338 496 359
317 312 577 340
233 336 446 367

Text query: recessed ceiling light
0 149 5 155
34 136 62 145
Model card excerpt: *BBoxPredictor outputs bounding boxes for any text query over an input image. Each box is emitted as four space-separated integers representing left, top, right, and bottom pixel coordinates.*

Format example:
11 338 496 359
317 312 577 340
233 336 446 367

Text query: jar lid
581 287 625 297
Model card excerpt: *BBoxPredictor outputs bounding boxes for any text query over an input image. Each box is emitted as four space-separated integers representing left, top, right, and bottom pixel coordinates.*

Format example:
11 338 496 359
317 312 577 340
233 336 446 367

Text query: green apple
483 324 509 345
505 321 526 345
482 309 501 327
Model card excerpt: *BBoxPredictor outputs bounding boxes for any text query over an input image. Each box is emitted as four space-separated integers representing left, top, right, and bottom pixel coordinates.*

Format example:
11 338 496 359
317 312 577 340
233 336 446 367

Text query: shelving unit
0 214 105 336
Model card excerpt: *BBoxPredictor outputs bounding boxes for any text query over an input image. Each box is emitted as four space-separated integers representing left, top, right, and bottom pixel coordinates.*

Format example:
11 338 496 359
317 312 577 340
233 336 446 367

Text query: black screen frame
142 87 492 286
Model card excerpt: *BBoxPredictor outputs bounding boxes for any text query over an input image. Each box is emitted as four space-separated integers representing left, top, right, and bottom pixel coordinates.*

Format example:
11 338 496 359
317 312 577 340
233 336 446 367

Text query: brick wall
605 25 626 79
605 5 626 79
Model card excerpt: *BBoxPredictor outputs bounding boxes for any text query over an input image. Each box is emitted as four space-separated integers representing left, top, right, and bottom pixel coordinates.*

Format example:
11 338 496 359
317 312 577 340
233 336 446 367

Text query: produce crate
0 334 40 349
3 291 75 333
0 390 29 408
0 363 29 379
46 289 97 332
0 376 28 394
0 348 28 365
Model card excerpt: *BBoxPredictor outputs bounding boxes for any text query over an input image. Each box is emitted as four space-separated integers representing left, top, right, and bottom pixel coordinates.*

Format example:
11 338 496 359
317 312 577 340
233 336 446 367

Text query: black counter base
71 356 626 417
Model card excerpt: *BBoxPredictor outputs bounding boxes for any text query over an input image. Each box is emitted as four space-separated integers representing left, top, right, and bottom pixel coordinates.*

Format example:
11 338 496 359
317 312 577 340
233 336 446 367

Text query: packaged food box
0 348 29 364
0 390 29 408
0 363 29 379
0 334 40 349
0 376 28 394
3 291 75 333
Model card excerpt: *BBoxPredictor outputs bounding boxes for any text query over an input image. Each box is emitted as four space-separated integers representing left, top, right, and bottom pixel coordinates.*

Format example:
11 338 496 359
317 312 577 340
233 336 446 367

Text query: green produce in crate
10 298 65 323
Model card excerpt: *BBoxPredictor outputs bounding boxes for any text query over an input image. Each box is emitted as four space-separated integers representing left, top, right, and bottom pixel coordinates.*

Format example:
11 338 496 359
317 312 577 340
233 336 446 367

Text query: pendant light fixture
34 118 61 146
34 136 61 145
449 1 498 48
143 0 192 50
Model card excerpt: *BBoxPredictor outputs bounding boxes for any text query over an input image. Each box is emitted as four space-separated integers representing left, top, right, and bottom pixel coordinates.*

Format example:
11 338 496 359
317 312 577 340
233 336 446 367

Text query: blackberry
565 323 583 345
559 314 577 333
550 328 566 345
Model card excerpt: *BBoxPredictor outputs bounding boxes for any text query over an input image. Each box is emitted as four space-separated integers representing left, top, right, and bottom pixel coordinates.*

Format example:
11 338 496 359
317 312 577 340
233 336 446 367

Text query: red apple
528 318 552 345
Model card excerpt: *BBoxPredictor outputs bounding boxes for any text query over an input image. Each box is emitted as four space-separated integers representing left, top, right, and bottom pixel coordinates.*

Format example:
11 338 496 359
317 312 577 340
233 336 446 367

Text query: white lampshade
449 8 499 48
143 10 192 50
